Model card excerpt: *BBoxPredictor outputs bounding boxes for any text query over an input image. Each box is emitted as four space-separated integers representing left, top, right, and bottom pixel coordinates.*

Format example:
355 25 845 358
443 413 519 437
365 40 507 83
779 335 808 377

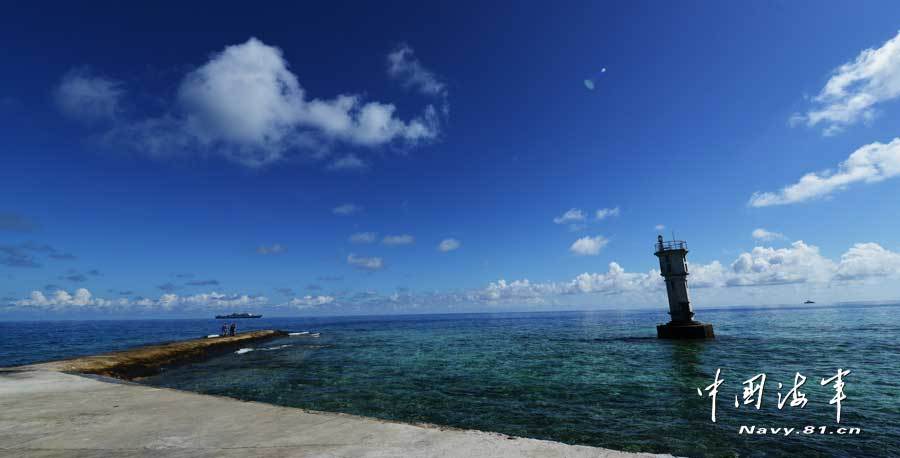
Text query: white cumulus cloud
13 289 267 312
565 262 659 294
725 241 835 287
475 262 660 306
569 235 608 256
82 38 442 167
16 288 113 309
163 292 268 310
835 242 900 281
478 279 564 303
473 241 900 305
693 241 900 288
7 240 900 315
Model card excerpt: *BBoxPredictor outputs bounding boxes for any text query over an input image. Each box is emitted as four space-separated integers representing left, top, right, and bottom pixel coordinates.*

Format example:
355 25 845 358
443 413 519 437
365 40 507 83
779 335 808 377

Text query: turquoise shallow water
4 305 899 457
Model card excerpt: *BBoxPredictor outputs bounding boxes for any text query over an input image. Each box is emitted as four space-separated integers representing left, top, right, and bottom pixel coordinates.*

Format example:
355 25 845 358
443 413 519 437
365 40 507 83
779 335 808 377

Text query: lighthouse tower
654 235 714 339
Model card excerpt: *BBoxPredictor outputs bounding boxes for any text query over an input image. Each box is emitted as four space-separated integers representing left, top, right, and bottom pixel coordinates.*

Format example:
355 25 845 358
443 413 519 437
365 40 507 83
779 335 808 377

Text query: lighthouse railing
655 240 688 252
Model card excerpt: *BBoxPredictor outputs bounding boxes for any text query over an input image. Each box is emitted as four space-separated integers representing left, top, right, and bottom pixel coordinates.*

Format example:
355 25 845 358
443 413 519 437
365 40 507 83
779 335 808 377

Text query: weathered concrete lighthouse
654 235 714 339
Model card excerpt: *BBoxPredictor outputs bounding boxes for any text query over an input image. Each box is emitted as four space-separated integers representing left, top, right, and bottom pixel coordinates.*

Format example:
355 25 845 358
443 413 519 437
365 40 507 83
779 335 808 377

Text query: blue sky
4 2 900 318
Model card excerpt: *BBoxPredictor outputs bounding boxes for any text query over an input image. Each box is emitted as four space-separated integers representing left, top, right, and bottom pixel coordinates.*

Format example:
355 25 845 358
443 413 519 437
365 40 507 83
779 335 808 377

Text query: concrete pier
0 336 673 458
31 330 288 379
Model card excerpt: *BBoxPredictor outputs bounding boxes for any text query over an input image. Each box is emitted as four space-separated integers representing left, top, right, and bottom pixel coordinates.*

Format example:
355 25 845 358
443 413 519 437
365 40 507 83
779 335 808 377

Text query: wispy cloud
347 254 384 271
553 207 618 230
752 228 786 241
349 232 377 244
288 295 335 308
50 252 77 260
0 245 40 268
327 154 368 172
332 203 361 215
792 31 900 136
387 44 447 98
257 244 286 255
0 213 37 232
54 67 123 123
0 242 75 268
382 234 414 246
186 279 220 286
438 238 461 252
13 289 270 312
749 138 900 206
553 208 585 225
595 207 620 220
157 282 179 292
61 272 88 283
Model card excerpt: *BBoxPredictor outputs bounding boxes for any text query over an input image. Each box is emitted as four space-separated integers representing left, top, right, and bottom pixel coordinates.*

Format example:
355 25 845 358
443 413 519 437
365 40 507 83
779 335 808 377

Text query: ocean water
3 305 899 457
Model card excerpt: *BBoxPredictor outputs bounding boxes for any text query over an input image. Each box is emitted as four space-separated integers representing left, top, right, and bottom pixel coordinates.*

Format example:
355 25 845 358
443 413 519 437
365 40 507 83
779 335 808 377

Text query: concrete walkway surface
0 368 673 458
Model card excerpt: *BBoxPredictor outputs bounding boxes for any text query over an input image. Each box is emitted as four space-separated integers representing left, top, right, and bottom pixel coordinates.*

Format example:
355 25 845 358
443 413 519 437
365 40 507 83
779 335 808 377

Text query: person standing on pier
229 322 236 336
220 323 228 337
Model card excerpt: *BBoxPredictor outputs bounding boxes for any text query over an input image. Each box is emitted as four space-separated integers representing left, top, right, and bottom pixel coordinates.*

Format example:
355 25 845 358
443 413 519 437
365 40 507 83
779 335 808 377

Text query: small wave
206 334 220 338
289 331 320 337
234 348 254 354
261 344 293 351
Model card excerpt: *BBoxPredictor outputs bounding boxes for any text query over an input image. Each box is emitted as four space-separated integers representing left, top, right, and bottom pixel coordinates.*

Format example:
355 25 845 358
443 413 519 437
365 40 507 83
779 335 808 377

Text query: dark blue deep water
3 305 899 457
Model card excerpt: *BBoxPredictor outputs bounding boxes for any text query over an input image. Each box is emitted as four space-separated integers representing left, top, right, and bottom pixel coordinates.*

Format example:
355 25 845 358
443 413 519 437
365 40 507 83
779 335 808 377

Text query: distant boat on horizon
215 312 262 319
804 300 815 304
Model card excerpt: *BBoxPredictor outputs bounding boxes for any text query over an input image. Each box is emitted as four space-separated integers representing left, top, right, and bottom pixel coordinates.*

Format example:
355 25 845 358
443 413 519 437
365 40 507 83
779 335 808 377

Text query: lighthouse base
657 322 715 339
